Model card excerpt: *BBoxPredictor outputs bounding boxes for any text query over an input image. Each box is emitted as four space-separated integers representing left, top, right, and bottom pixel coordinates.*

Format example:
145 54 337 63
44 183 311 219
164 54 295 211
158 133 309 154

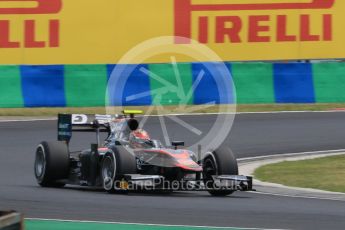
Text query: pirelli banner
0 0 344 64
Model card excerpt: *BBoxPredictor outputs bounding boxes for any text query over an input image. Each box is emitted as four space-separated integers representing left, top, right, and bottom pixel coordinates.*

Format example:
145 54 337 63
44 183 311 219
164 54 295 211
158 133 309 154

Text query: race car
34 110 253 196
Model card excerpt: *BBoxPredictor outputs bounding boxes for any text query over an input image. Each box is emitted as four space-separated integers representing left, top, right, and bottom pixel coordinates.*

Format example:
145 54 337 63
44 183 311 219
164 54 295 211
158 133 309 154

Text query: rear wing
57 114 114 143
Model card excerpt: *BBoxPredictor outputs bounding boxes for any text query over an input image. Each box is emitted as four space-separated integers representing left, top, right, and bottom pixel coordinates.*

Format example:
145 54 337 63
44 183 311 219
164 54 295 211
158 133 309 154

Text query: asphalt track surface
1 112 345 229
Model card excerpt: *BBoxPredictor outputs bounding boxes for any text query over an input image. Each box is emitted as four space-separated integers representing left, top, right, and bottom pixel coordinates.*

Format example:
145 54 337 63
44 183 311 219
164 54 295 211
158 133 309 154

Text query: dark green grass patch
254 155 345 193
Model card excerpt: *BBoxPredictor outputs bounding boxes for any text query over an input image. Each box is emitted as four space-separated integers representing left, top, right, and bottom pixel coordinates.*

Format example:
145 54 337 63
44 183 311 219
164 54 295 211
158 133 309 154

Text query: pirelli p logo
0 0 62 48
174 0 335 44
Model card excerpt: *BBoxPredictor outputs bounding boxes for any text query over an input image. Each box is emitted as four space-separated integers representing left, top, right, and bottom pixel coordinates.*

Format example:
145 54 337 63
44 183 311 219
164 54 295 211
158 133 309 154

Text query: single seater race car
34 110 253 196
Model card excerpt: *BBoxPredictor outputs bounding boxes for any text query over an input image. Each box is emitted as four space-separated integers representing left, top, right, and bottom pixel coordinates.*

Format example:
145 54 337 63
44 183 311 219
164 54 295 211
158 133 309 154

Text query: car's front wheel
203 147 238 196
101 152 117 192
101 146 137 193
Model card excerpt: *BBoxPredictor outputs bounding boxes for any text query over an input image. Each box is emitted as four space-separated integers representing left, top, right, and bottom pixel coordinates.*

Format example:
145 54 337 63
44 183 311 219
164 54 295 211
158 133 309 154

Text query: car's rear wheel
101 152 117 192
203 146 238 196
34 141 70 187
101 146 137 193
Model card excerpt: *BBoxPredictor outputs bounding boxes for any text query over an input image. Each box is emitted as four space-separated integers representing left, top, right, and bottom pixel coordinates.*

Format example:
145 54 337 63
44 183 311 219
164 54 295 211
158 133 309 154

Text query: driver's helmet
129 129 151 148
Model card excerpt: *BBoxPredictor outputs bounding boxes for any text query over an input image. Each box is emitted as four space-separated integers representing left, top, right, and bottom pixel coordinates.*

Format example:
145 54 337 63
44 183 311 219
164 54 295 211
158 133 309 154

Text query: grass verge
254 155 345 193
1 103 345 116
25 220 247 230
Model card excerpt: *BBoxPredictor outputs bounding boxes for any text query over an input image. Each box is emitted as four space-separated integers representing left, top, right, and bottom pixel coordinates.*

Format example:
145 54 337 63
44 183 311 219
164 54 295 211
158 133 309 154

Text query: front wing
120 174 254 192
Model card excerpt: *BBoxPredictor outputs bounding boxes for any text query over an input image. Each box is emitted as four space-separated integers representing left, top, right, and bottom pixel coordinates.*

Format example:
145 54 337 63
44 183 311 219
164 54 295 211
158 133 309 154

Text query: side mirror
172 141 184 150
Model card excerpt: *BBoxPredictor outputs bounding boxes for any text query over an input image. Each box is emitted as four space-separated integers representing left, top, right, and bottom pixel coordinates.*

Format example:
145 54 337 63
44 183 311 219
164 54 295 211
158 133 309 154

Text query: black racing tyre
203 146 238 196
34 141 70 187
101 146 137 193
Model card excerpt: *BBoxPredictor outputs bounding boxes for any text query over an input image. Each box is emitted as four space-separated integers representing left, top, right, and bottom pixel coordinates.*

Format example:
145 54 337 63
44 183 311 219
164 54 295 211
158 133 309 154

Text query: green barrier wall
149 63 194 106
64 65 108 107
231 63 275 104
313 63 345 103
0 66 23 108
